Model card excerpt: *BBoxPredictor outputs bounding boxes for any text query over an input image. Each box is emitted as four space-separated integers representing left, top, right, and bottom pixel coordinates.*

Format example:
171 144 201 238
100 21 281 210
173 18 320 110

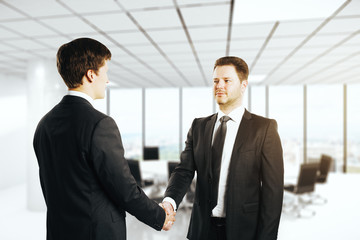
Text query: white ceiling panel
131 8 182 29
123 43 159 55
2 38 45 51
35 35 71 49
264 36 308 49
230 38 267 51
274 20 324 36
120 0 173 10
41 17 96 35
0 25 21 39
109 31 150 45
146 29 188 43
319 18 360 34
193 40 227 53
58 0 121 13
0 42 18 52
341 33 360 46
156 42 193 54
0 2 25 20
5 50 46 60
180 5 230 26
3 20 57 37
165 53 196 62
3 0 70 17
177 0 230 5
292 46 330 56
337 0 360 16
187 26 228 41
304 34 355 48
198 51 228 64
84 13 137 32
232 22 276 39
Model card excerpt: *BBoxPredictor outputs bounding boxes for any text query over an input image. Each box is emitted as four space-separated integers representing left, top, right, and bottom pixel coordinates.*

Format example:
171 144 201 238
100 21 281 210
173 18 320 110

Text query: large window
269 86 303 177
347 84 360 172
307 85 343 171
145 88 179 160
250 85 266 117
110 89 142 160
182 87 213 150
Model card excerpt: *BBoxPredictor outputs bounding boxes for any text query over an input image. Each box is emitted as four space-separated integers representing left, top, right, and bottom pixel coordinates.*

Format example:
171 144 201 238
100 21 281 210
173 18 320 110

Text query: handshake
159 201 176 231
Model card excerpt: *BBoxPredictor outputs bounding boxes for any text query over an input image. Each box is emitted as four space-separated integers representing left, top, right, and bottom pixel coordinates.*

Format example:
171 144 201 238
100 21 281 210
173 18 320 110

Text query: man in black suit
162 56 284 240
33 38 174 240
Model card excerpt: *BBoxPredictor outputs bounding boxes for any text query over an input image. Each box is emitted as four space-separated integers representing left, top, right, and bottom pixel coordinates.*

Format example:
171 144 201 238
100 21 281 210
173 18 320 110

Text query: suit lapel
232 109 252 153
204 113 217 179
227 109 252 178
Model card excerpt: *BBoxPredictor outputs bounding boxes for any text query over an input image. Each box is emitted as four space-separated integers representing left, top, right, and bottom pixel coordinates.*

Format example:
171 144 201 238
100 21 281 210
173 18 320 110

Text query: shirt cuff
163 197 177 212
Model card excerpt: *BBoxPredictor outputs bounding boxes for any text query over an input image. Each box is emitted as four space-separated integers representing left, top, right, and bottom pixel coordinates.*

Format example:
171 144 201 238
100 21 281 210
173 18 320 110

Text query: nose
216 79 225 89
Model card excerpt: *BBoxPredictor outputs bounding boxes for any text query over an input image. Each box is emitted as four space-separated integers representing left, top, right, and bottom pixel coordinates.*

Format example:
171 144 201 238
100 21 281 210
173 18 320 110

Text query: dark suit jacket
165 109 284 240
33 95 165 240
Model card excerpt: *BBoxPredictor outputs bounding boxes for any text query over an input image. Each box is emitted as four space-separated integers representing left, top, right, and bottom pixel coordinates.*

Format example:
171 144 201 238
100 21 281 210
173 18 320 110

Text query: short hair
213 56 249 82
56 38 111 88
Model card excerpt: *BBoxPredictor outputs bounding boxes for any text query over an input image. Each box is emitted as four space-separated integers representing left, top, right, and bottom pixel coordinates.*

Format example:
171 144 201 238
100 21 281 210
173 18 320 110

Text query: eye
213 79 219 84
225 79 231 83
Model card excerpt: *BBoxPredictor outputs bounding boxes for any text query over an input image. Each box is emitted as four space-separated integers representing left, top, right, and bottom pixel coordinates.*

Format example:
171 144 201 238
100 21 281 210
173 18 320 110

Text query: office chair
283 162 319 217
126 159 162 202
310 154 332 204
317 154 332 183
143 146 159 160
167 161 195 210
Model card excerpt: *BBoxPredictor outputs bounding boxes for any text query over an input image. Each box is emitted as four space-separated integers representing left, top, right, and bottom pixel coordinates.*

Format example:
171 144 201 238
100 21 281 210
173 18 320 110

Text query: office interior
0 0 360 239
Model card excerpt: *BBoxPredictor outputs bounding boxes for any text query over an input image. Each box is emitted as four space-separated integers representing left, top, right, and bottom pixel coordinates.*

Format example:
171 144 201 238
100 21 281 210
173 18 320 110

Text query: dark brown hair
56 38 111 88
213 56 249 82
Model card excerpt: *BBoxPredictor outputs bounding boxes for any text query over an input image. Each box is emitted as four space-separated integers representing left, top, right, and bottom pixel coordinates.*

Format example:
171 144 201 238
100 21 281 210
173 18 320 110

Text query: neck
69 86 95 100
219 101 242 115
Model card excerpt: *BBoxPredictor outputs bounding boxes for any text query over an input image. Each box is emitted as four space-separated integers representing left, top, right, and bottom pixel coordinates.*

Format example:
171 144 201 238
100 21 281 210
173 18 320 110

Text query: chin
216 98 226 104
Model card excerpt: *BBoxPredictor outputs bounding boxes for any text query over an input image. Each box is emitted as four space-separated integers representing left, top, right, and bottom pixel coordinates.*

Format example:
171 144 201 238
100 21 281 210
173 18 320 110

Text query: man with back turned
163 56 284 240
33 37 174 240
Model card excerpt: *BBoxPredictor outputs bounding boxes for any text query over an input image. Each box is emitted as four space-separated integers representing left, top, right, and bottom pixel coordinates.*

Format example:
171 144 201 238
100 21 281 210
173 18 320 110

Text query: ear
85 69 95 83
241 80 248 89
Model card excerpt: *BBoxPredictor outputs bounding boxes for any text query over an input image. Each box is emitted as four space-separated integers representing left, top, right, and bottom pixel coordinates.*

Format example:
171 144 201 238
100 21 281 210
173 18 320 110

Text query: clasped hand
159 201 176 231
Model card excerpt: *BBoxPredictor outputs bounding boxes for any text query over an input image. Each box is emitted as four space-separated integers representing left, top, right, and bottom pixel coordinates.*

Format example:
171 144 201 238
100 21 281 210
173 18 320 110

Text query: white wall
0 74 27 189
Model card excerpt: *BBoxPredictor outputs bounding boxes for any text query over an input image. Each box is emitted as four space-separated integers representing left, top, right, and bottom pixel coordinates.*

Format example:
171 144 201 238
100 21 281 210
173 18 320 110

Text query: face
213 65 247 112
92 60 109 99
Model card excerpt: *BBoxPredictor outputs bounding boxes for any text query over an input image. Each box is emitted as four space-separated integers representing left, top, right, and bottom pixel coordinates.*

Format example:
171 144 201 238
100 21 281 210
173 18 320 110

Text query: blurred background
0 0 359 239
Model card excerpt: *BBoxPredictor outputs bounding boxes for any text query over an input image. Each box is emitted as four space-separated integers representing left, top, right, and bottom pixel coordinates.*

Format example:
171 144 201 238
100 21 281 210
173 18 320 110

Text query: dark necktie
211 115 231 210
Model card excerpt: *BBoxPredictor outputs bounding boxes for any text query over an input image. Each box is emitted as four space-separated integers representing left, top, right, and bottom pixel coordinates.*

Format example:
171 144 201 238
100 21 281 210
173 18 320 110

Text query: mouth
215 91 226 97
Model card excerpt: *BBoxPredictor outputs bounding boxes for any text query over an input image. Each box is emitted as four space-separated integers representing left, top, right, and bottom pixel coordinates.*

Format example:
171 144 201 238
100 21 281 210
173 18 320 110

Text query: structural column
27 58 66 211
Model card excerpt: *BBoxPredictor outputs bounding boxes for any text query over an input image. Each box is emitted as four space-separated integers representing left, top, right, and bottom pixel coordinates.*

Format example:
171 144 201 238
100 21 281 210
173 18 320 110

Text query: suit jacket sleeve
165 120 196 207
90 116 165 231
258 119 284 240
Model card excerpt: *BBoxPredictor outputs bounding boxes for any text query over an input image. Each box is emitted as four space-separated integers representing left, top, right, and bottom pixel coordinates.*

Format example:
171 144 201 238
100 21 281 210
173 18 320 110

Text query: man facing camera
33 38 174 240
163 56 284 240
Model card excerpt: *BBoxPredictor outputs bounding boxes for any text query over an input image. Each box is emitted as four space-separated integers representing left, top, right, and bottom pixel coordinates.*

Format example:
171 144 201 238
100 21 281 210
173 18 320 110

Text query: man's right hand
159 202 176 231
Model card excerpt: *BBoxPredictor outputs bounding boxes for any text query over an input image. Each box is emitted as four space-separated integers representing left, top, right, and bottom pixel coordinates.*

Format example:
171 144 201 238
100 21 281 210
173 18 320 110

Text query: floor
0 173 359 240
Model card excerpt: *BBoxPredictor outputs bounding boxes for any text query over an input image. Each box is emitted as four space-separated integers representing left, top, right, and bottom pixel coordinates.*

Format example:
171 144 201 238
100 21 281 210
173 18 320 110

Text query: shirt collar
217 106 245 123
67 90 94 106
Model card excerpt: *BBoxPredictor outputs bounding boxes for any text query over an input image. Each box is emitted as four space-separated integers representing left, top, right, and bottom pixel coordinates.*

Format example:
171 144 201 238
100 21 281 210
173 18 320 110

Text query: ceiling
0 0 359 88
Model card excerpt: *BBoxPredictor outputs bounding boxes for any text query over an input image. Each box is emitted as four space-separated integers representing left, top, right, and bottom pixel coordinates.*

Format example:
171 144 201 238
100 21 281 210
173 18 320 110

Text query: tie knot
220 115 231 123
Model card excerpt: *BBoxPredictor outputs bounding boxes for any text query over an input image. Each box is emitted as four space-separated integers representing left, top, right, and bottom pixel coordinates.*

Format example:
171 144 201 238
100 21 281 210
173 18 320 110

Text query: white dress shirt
212 106 244 217
67 90 94 106
164 106 245 216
